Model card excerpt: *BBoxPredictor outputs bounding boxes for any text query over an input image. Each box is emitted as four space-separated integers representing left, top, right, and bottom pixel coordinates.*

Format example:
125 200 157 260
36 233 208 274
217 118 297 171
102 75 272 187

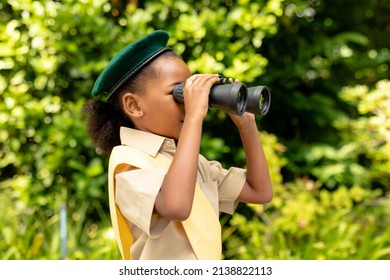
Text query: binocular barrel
247 86 271 116
172 82 271 116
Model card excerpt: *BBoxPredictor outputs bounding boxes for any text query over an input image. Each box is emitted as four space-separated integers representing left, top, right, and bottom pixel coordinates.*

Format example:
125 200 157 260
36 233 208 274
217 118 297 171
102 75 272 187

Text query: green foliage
302 80 390 189
261 0 390 185
1 0 389 260
224 126 390 259
225 178 390 260
0 0 119 259
223 80 390 260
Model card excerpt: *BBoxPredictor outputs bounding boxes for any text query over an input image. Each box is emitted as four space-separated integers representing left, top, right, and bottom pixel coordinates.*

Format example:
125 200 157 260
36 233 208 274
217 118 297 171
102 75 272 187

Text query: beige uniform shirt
113 127 246 259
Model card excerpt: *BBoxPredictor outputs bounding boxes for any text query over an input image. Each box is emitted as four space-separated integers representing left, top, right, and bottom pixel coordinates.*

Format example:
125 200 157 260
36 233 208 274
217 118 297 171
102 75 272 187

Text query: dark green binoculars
172 76 271 116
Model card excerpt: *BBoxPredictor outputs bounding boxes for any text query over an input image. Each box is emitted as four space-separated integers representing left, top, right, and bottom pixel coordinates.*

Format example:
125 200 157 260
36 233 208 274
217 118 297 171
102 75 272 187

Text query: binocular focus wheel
172 83 185 103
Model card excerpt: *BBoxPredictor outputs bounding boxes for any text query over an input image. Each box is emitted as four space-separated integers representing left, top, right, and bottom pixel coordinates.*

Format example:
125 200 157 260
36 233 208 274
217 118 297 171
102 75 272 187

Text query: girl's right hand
182 74 220 122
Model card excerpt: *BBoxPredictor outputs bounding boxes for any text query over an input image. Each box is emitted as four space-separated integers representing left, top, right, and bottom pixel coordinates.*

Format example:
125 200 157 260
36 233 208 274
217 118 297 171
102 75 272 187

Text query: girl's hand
229 111 256 130
183 74 220 122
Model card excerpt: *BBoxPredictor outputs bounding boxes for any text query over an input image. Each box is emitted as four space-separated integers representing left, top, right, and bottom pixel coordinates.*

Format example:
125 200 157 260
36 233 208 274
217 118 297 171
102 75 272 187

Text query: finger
185 74 202 87
191 74 219 87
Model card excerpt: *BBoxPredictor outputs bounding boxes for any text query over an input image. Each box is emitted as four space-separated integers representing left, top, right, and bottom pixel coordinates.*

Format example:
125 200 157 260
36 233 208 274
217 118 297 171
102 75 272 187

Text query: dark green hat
92 30 170 98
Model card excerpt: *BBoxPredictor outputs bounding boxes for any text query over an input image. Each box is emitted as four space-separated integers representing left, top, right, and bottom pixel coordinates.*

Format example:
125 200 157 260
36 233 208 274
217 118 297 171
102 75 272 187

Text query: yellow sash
108 145 222 260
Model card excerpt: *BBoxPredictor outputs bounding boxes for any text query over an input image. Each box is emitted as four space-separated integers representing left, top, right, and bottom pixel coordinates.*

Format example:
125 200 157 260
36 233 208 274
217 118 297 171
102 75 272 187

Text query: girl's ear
122 92 144 119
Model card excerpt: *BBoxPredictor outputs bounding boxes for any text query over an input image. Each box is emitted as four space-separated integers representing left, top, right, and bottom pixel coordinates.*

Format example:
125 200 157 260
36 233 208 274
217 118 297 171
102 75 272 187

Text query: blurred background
0 0 389 260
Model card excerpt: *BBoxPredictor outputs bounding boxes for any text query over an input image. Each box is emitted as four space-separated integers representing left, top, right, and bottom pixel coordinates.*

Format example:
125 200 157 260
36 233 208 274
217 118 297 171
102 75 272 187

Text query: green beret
92 30 170 98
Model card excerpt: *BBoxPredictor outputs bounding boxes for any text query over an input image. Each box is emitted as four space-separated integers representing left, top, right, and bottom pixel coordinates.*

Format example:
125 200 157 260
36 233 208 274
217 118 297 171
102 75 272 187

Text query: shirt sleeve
208 159 247 214
115 167 170 237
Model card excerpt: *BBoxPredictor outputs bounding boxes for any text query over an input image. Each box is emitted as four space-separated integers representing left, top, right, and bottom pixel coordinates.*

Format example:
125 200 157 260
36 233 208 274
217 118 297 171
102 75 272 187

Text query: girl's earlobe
122 93 144 118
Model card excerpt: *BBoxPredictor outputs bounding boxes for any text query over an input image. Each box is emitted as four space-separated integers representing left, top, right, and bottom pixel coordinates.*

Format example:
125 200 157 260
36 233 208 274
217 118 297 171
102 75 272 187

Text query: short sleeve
208 159 247 214
115 167 170 237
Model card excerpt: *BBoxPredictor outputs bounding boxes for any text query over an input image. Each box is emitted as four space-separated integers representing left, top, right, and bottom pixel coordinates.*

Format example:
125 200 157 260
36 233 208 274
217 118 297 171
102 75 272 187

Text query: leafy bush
225 177 390 260
1 0 389 260
0 0 120 259
223 81 390 260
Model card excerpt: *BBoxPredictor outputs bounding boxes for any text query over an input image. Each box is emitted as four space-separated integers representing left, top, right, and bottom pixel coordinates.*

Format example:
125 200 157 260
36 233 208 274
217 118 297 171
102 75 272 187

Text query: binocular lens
237 91 241 103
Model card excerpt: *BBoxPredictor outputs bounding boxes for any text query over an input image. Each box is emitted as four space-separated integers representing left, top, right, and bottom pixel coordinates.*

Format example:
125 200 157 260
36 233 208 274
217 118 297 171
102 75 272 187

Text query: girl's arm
230 113 273 204
154 74 220 221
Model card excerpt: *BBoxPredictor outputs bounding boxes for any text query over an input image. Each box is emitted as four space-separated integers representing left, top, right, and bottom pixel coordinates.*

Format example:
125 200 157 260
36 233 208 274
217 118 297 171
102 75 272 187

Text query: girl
83 30 272 260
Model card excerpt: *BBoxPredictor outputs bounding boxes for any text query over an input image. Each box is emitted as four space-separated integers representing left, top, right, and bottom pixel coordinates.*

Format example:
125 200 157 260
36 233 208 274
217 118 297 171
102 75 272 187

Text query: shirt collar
120 127 175 157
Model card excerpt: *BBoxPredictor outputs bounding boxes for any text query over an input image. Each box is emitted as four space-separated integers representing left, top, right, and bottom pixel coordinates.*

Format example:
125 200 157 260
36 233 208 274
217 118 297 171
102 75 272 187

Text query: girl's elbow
255 185 273 204
169 208 191 221
158 204 192 221
155 192 192 221
261 191 273 204
262 183 273 203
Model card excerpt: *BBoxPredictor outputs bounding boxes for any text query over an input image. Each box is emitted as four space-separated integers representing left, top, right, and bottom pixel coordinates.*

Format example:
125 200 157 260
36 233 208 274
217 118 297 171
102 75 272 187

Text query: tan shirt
113 127 246 259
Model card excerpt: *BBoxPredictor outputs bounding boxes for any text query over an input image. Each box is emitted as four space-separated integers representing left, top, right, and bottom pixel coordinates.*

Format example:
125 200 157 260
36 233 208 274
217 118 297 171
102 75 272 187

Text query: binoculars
172 76 271 116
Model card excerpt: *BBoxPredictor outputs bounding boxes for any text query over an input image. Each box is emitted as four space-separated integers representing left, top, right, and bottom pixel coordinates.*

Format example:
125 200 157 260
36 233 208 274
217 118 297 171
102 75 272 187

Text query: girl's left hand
229 111 256 130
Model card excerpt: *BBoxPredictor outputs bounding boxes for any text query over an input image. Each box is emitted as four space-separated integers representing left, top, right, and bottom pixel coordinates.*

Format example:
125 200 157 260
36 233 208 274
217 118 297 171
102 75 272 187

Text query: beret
92 30 170 98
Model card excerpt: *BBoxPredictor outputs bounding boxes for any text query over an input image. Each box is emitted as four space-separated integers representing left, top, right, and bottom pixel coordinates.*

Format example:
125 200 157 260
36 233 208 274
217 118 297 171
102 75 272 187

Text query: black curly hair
82 50 181 155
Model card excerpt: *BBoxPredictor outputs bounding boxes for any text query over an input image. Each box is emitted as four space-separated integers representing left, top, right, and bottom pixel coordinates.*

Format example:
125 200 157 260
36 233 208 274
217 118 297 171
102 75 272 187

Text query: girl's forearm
155 117 203 220
238 121 273 203
155 74 219 220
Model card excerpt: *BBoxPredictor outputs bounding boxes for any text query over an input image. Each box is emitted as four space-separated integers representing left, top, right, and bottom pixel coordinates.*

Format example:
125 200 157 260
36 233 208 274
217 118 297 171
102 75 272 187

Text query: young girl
83 30 272 260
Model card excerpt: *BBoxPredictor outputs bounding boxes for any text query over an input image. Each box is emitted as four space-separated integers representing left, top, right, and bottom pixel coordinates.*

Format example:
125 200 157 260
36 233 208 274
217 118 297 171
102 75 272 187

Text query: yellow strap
108 145 221 260
182 186 222 259
108 163 133 260
108 146 156 259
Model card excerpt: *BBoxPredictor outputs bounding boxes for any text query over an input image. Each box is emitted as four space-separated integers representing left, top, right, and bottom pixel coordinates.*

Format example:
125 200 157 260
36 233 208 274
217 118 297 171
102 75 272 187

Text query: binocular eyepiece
172 76 271 116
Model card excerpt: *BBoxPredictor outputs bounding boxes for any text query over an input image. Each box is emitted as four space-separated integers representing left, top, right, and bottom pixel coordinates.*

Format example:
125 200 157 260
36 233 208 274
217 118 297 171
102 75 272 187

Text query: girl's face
134 55 191 140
